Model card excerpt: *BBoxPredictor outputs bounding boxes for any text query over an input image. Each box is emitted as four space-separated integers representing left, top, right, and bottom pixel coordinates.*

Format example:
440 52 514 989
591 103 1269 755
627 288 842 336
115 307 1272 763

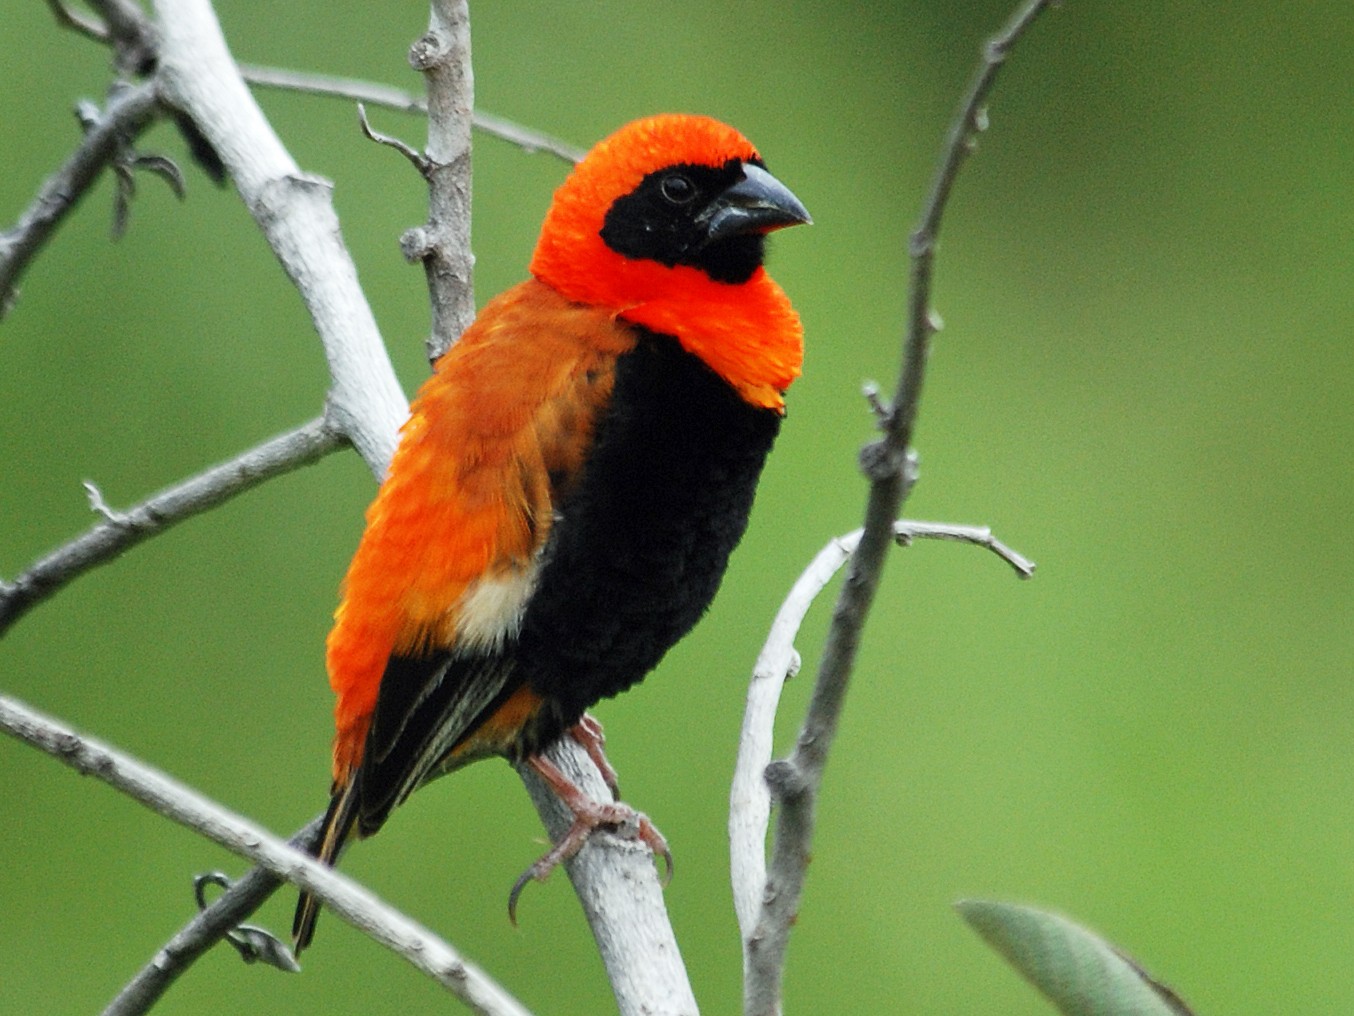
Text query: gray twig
741 3 1058 1014
357 102 430 175
0 693 534 1016
102 819 325 1016
0 417 342 638
0 81 159 319
46 0 109 41
891 520 1036 578
238 63 584 163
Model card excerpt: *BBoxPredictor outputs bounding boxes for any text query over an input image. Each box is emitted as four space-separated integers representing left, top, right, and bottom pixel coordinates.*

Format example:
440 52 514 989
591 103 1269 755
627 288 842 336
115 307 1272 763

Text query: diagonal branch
741 3 1059 1014
0 416 342 637
151 0 409 477
0 80 160 319
0 692 534 1016
516 741 700 1016
102 816 326 1016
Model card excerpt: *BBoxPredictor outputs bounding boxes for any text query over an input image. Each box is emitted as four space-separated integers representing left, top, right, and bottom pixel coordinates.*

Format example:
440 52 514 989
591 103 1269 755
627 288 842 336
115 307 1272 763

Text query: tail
292 776 362 954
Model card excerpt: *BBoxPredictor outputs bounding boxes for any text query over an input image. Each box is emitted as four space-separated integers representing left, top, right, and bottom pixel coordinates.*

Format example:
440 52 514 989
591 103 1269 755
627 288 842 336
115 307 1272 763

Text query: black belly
515 328 781 740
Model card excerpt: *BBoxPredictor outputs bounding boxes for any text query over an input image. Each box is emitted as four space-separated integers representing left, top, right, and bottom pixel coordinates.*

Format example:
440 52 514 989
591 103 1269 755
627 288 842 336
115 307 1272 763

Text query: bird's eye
659 173 696 205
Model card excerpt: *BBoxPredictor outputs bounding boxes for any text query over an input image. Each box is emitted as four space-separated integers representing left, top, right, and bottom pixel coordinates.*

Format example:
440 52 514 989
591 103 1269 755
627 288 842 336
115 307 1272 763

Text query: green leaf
957 900 1196 1016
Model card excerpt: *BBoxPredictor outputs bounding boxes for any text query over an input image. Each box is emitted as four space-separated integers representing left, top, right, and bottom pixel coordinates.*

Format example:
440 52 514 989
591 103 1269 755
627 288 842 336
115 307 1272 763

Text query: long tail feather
292 776 361 954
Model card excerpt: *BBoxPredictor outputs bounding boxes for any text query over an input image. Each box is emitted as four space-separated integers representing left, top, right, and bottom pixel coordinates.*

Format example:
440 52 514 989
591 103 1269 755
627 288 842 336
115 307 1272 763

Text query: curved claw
507 867 534 927
634 814 673 886
509 752 676 923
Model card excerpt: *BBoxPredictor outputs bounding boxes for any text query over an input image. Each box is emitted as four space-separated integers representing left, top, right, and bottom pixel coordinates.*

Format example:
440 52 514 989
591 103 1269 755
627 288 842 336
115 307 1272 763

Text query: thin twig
0 417 343 637
470 109 583 164
730 532 858 939
730 521 1033 939
741 3 1057 1014
0 81 159 319
0 693 534 1016
103 817 325 1016
357 102 430 176
84 0 159 76
46 0 109 41
238 63 584 163
891 520 1036 578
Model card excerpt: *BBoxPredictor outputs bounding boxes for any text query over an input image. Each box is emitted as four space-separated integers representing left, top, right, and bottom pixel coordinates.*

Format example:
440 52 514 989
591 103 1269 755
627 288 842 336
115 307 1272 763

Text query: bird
293 113 810 951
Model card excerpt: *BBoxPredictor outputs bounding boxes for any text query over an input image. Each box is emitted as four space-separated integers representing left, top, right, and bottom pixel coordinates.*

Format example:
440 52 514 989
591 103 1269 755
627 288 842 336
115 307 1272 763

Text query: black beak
698 163 812 248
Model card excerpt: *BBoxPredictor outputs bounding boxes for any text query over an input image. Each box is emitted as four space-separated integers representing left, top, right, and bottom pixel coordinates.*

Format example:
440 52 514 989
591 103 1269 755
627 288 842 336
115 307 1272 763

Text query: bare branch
742 4 1058 1013
241 61 426 113
407 0 475 362
103 817 326 1016
517 741 700 1016
0 417 342 637
238 63 584 163
0 81 159 319
731 521 1033 941
0 692 535 1016
152 0 408 477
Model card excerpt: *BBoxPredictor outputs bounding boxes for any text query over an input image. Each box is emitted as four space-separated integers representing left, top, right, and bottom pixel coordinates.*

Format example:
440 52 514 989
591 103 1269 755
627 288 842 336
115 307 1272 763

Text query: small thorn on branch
862 381 891 426
358 102 430 177
857 439 907 484
82 481 125 524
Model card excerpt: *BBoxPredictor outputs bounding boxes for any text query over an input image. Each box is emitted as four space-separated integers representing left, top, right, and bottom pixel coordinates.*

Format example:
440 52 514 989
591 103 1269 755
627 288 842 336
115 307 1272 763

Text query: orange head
529 114 812 409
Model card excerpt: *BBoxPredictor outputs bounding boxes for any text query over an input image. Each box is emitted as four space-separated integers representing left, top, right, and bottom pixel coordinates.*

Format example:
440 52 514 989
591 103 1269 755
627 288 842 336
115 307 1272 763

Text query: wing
354 649 516 833
324 279 636 828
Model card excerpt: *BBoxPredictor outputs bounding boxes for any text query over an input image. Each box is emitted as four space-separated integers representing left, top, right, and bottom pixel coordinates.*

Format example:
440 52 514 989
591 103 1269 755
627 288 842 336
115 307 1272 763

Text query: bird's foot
510 751 672 923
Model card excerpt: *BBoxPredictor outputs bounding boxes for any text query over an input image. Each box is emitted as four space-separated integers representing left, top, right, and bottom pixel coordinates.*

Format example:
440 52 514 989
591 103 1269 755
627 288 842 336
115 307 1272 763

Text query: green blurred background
3 2 1351 1013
